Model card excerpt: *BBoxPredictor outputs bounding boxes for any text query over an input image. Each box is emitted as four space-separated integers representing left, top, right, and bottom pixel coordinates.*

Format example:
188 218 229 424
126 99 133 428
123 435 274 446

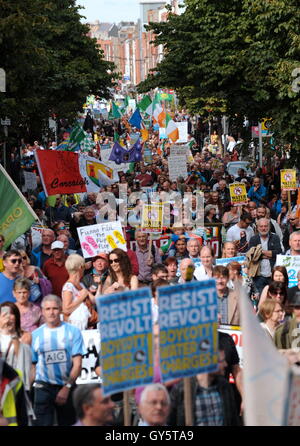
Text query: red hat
93 253 108 261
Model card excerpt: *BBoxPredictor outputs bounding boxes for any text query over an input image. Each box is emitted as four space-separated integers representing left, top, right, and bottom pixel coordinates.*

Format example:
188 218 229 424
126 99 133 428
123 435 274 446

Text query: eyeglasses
145 400 169 408
109 258 120 264
10 259 22 264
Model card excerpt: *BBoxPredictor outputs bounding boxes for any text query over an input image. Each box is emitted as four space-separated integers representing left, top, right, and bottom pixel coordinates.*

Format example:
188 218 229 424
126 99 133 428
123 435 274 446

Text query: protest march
2 89 300 428
2 0 300 432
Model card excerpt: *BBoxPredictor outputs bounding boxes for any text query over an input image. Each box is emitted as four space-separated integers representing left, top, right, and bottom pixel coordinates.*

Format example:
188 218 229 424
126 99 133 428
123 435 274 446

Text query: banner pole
288 191 292 214
123 391 131 426
184 378 193 426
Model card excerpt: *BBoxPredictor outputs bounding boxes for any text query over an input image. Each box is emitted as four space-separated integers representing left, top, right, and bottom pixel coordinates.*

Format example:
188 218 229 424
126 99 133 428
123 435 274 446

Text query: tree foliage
0 0 117 140
138 0 300 153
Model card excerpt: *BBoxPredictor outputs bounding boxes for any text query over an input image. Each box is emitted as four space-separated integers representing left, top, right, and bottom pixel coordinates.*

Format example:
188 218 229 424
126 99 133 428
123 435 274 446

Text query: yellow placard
280 169 296 191
229 182 248 206
141 204 163 233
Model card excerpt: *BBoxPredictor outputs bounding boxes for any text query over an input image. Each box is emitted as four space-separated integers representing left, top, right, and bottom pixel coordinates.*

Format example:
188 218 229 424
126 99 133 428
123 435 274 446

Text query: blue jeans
253 276 270 296
33 382 76 426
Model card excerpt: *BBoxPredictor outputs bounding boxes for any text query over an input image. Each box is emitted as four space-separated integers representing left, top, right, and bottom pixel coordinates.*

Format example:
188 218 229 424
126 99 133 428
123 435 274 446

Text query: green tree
0 0 117 141
138 0 300 155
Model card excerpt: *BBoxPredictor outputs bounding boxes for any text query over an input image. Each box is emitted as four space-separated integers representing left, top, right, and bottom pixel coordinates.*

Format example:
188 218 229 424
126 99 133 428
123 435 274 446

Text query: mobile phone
1 306 11 316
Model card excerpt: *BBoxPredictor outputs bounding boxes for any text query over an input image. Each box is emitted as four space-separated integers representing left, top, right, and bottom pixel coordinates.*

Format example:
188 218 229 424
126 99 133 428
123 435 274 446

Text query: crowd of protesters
1 109 300 427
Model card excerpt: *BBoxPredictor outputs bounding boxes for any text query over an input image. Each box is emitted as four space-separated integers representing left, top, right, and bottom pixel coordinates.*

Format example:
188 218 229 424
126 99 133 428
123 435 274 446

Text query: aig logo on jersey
45 350 67 364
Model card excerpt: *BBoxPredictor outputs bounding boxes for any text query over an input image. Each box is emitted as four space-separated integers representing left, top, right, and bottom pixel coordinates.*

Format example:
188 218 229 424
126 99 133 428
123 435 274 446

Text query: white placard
170 144 188 156
76 330 102 385
77 220 127 258
168 155 188 181
276 255 300 287
24 171 37 191
176 121 188 143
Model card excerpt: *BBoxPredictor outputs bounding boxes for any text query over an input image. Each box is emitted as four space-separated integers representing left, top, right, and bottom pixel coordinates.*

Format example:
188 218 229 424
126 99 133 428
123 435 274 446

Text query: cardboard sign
276 255 300 287
157 280 219 381
229 182 248 206
176 121 188 143
96 288 153 395
77 221 127 258
76 330 102 385
168 155 188 181
141 204 163 233
143 146 153 164
23 171 37 191
281 170 297 191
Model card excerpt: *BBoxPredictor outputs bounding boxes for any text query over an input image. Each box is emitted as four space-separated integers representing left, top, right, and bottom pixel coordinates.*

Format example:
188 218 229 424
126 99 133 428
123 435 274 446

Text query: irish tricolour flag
166 114 179 142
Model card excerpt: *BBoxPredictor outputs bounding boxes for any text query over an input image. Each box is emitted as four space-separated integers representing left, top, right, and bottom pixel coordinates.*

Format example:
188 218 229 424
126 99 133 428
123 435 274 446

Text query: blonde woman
62 254 96 330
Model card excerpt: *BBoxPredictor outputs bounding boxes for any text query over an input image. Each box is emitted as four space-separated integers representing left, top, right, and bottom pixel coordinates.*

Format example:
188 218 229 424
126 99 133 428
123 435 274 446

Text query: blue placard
215 256 246 266
96 289 153 395
157 280 219 381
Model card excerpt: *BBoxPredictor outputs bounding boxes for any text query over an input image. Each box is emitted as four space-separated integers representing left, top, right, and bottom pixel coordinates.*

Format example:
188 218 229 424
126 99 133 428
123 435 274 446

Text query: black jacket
168 375 240 426
248 232 282 270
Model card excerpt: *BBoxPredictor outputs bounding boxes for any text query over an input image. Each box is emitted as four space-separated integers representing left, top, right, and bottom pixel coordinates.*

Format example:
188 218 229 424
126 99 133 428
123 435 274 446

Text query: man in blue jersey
31 294 86 426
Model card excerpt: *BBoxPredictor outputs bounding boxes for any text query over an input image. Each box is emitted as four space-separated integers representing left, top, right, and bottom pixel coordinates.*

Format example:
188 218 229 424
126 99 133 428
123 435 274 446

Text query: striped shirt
32 322 86 385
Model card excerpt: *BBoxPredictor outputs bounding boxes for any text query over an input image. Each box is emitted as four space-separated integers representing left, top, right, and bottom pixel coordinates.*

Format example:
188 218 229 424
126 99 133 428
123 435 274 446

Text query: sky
77 0 140 23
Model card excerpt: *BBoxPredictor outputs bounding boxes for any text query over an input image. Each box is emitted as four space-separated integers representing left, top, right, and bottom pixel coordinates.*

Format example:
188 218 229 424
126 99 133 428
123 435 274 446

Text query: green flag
68 123 85 151
0 164 37 249
138 95 152 112
112 102 122 119
114 131 120 142
124 96 130 107
127 162 135 173
81 132 95 152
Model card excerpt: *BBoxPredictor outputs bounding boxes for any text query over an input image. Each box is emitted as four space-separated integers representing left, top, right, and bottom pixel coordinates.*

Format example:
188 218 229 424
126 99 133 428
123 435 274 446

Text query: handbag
39 277 53 297
84 297 98 328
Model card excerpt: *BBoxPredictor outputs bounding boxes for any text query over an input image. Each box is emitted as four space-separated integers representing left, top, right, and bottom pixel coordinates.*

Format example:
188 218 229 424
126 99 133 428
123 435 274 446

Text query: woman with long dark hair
101 248 138 294
258 266 289 310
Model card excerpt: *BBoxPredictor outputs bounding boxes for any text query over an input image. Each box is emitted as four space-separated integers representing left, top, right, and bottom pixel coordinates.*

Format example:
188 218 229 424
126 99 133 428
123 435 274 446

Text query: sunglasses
58 226 66 230
22 256 27 260
109 258 120 264
10 259 22 264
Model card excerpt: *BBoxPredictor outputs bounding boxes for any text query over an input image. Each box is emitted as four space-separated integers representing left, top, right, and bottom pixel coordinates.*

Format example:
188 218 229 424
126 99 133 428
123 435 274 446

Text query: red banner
35 150 87 196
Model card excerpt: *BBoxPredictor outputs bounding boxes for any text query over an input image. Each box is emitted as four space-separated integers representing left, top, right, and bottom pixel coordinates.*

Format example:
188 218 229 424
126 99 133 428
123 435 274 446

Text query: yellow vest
0 258 4 272
1 371 23 426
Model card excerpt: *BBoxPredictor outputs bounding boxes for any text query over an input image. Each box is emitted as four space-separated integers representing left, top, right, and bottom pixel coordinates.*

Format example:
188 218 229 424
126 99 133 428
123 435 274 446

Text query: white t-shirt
194 264 211 281
226 224 254 243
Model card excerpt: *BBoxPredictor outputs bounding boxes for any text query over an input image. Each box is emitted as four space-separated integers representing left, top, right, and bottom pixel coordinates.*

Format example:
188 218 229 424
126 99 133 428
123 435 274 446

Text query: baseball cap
51 241 64 250
93 253 108 261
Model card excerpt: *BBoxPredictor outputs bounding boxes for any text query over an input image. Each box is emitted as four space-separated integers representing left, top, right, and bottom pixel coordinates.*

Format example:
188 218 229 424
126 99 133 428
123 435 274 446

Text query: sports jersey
31 322 86 385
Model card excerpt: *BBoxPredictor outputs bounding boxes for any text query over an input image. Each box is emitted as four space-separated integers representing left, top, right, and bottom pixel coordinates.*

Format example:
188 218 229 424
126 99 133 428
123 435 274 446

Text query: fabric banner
76 330 102 385
100 144 128 173
77 221 127 258
229 183 248 206
157 280 219 382
35 149 118 196
96 288 153 395
280 170 296 191
276 255 300 287
240 284 290 426
0 164 38 249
